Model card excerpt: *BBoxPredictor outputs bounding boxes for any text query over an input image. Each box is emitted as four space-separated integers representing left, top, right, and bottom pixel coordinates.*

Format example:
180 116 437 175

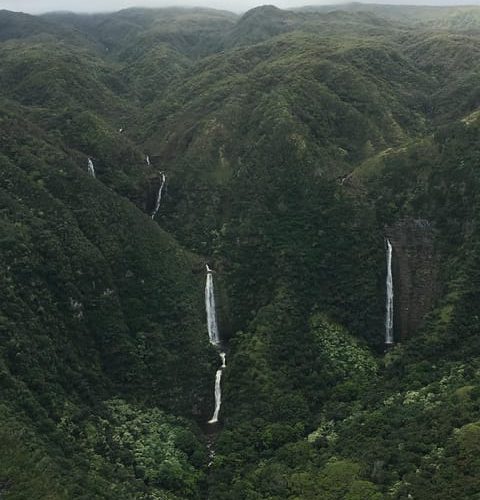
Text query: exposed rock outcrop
386 218 440 341
129 172 166 216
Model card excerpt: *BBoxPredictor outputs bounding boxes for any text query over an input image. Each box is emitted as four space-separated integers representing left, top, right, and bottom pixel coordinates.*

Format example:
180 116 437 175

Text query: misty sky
1 0 479 14
1 0 312 13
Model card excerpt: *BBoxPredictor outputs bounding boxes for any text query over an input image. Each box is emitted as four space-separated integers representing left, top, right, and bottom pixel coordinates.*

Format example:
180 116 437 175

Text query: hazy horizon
1 0 480 15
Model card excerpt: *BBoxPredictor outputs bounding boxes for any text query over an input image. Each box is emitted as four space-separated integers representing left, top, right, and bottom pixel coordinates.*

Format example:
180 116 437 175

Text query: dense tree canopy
1 3 480 498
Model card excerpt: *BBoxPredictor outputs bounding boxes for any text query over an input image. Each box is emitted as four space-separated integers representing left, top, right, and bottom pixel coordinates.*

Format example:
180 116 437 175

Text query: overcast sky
1 0 479 14
1 0 309 13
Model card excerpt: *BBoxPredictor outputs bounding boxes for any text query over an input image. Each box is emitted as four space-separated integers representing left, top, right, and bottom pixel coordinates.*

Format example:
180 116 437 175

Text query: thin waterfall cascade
87 158 96 178
208 368 223 424
205 265 220 346
151 172 166 219
207 441 216 467
385 238 394 345
146 155 151 166
205 264 226 424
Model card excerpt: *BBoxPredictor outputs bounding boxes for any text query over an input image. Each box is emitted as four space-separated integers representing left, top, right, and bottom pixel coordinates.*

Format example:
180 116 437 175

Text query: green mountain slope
0 79 214 499
2 4 480 499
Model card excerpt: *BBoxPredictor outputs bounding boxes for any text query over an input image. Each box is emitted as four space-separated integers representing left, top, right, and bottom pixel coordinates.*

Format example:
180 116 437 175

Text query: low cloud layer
2 0 480 14
1 0 313 14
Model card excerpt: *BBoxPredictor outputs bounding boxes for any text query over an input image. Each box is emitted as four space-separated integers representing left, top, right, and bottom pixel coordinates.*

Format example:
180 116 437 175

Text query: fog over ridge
2 0 480 15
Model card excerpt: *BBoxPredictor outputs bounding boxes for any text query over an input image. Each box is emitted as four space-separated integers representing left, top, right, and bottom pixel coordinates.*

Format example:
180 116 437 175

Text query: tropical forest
1 2 480 498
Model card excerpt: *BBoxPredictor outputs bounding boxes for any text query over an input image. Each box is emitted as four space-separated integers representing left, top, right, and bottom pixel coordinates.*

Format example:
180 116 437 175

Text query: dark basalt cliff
387 218 440 341
128 172 166 216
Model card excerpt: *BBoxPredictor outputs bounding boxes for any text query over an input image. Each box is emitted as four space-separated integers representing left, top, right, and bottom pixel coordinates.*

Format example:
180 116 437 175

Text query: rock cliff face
128 173 166 216
386 218 440 341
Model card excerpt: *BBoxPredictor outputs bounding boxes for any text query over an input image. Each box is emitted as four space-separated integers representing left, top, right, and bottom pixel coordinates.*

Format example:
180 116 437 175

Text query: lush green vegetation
1 3 480 498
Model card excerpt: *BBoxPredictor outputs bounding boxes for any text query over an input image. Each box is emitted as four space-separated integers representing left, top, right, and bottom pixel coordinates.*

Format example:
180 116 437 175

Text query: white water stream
205 265 226 424
151 172 166 219
87 158 96 177
385 238 394 345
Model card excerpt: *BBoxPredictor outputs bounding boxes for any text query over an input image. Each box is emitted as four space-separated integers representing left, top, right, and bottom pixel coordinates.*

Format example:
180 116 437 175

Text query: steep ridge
0 100 214 498
2 5 480 499
222 5 301 47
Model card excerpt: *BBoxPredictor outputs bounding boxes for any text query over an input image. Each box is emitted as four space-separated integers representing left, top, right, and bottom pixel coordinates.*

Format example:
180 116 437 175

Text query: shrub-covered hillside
1 4 480 499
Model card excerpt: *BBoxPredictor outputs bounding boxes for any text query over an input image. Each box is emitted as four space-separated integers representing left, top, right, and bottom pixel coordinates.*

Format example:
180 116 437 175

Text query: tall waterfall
87 158 96 178
208 369 223 424
151 172 166 219
385 238 394 345
205 265 226 424
205 265 220 346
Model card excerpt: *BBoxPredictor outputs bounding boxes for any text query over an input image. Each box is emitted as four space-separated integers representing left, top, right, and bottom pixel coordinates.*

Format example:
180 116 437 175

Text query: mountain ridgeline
1 3 480 499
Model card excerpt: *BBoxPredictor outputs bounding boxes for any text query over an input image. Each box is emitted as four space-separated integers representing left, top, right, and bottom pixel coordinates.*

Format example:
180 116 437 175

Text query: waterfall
385 238 394 345
205 264 227 424
206 441 216 467
205 265 220 346
146 155 151 166
87 158 95 178
151 172 166 219
208 368 223 424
